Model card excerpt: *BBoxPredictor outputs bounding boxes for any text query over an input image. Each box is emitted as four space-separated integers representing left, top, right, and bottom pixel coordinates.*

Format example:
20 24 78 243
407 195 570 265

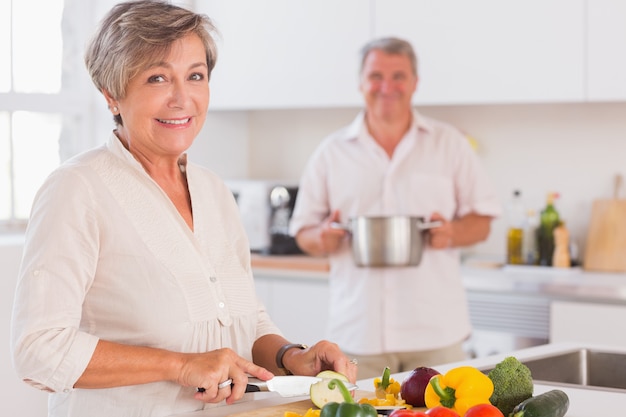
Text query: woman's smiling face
114 33 209 161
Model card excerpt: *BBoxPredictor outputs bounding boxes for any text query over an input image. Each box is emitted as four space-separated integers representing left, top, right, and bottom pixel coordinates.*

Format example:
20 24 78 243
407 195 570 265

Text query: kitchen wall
189 102 626 261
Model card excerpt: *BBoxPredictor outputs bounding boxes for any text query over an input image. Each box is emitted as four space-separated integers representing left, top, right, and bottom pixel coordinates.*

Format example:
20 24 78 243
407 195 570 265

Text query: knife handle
196 378 234 393
245 383 261 392
196 382 262 393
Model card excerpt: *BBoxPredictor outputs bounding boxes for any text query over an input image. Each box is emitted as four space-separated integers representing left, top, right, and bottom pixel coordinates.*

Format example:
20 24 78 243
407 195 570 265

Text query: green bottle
537 192 560 266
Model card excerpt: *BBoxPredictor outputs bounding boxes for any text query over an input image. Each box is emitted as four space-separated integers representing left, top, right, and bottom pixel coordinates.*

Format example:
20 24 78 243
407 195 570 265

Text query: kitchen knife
198 376 358 398
246 376 358 397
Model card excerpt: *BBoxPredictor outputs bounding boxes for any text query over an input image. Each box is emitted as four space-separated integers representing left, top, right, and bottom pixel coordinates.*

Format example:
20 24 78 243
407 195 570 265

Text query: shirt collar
106 131 189 174
339 109 435 142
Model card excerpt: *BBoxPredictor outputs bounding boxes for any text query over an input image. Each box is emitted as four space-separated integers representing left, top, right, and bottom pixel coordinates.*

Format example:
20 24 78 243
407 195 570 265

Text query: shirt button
210 276 217 283
33 270 40 276
218 302 225 308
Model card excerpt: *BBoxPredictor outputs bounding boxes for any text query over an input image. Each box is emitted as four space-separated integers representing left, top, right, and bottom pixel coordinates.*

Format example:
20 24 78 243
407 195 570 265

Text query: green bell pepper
320 379 378 417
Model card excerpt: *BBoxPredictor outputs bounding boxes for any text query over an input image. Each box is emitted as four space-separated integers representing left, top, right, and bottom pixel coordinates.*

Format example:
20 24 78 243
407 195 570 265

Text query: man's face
359 50 418 120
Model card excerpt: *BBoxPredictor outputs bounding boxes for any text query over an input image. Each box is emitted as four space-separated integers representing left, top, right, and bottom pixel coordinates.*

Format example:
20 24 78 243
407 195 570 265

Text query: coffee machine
268 185 303 255
225 180 303 255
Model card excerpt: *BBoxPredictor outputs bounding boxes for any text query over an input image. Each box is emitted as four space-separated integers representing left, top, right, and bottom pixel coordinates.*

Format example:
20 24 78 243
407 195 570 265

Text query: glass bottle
506 190 525 265
522 209 539 265
537 192 560 266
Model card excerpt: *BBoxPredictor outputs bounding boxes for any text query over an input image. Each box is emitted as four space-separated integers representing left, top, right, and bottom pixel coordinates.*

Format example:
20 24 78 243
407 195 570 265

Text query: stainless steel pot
332 216 441 267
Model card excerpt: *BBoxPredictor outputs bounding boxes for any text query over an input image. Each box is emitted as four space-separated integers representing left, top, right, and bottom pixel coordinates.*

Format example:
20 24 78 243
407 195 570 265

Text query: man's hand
296 210 347 256
427 212 454 249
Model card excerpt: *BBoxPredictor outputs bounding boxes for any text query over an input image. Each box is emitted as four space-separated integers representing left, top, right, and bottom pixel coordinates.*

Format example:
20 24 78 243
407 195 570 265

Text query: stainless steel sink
482 348 626 393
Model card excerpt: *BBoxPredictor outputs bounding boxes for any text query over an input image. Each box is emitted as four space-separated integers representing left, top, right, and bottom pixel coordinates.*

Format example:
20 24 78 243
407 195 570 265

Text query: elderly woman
10 2 356 416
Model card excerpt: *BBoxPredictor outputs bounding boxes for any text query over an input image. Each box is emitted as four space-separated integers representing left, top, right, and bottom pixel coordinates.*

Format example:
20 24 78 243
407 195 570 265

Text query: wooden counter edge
250 254 330 273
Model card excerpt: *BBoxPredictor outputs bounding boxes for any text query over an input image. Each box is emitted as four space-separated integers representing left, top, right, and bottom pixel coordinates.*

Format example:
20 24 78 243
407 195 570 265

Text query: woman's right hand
177 348 274 404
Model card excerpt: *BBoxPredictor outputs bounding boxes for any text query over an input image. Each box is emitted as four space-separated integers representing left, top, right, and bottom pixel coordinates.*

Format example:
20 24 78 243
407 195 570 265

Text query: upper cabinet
374 0 586 104
197 0 370 110
586 0 626 101
196 0 625 109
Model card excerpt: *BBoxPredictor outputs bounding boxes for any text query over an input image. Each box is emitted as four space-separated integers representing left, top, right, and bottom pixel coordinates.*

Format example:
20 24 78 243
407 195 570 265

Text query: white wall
188 111 251 179
189 102 626 260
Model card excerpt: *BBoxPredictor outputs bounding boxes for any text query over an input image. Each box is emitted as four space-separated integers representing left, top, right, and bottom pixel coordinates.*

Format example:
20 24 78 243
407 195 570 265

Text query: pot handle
329 222 350 232
417 220 443 230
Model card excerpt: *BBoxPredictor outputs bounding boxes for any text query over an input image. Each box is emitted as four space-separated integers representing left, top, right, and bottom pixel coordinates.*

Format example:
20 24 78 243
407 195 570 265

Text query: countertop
251 253 329 273
169 342 625 417
251 254 626 304
250 254 330 280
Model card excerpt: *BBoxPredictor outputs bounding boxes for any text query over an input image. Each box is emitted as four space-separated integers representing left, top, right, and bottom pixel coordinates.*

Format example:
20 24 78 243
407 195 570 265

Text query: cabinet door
586 0 626 101
254 274 330 346
270 279 330 346
374 0 585 104
197 0 370 109
551 300 626 346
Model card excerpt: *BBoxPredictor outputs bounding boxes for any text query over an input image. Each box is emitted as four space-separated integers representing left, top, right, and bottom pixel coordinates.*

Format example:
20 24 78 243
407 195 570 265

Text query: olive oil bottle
506 190 525 265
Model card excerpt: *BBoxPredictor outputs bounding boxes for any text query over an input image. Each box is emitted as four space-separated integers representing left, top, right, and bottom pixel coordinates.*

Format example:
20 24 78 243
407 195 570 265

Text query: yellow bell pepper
374 367 401 399
424 366 494 416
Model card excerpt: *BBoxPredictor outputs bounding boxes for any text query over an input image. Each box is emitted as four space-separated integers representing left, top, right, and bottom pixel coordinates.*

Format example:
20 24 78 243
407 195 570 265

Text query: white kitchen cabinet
374 0 586 104
196 0 370 110
195 0 626 108
550 300 626 346
586 0 626 101
254 273 330 346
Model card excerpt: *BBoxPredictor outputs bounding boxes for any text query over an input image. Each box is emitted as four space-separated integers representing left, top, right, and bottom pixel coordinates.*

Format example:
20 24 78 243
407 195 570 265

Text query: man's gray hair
359 37 418 76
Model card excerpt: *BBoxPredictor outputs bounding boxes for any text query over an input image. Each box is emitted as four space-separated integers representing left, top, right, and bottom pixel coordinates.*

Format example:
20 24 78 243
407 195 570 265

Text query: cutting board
227 391 371 417
227 390 425 417
584 175 626 272
227 397 313 417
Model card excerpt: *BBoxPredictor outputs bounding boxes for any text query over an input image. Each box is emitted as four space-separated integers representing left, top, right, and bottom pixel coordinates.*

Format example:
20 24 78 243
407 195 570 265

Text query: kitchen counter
168 342 625 417
462 262 626 304
251 254 626 352
251 253 329 276
251 254 626 304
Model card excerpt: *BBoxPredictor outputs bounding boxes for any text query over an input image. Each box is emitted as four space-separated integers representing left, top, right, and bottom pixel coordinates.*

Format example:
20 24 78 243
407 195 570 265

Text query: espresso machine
268 185 303 255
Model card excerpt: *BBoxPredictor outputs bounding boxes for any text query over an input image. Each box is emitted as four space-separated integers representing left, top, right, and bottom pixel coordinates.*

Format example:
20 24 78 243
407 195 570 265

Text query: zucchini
510 389 569 417
310 370 349 408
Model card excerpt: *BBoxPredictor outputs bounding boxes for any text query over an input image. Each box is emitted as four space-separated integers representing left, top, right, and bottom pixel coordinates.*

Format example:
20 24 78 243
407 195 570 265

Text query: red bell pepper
425 406 461 417
389 409 428 417
464 404 505 417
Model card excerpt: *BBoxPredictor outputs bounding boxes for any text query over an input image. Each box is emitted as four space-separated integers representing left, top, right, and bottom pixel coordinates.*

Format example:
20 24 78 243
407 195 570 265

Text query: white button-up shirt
290 110 501 355
11 135 281 417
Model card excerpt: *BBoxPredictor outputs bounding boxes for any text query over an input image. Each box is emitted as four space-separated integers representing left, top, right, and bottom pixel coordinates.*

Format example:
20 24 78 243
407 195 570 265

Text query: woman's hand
177 348 273 404
281 340 358 383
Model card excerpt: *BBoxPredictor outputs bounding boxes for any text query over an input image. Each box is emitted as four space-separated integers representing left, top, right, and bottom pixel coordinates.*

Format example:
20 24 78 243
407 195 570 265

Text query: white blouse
11 134 281 417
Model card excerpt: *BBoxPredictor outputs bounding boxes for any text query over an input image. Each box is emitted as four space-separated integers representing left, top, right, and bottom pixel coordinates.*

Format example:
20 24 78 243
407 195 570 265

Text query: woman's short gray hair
359 37 418 76
85 0 218 124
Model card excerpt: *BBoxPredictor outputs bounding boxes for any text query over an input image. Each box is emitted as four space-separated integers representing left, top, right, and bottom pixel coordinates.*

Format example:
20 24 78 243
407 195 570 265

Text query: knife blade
197 375 358 397
246 376 358 397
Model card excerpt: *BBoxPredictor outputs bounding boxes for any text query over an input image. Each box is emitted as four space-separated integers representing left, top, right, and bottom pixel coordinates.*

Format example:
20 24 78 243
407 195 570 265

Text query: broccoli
487 356 534 416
